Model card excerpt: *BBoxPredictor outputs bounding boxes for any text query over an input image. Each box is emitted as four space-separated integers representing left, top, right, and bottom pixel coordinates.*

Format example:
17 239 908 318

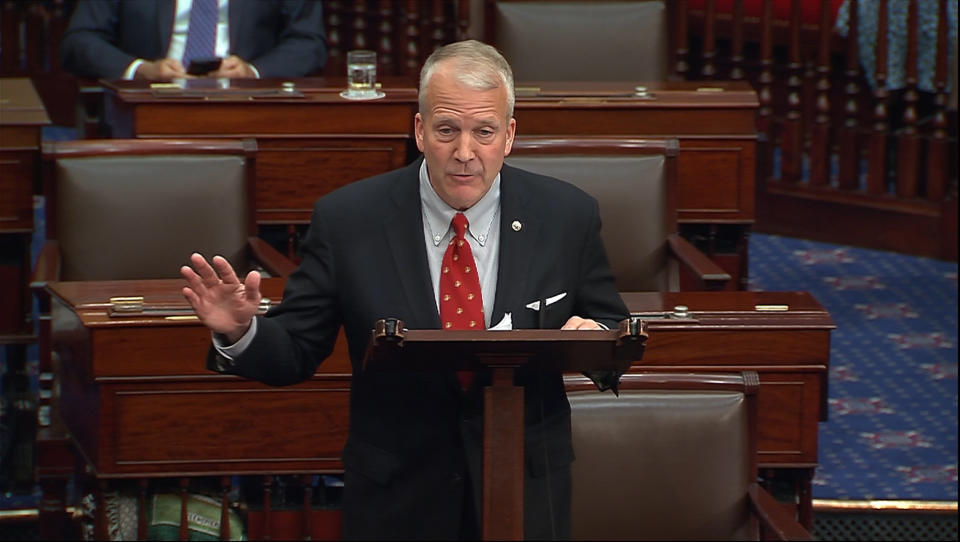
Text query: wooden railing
321 0 471 78
681 0 957 260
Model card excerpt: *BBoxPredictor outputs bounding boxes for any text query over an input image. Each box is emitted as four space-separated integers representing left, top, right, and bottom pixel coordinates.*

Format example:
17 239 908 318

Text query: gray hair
419 40 515 118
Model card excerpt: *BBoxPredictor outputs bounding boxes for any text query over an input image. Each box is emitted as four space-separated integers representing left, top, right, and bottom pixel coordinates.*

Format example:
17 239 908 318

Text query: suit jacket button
451 473 463 486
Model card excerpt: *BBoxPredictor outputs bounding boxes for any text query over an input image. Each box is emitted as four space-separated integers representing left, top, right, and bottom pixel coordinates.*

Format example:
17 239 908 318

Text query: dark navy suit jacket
61 0 327 79
210 158 629 540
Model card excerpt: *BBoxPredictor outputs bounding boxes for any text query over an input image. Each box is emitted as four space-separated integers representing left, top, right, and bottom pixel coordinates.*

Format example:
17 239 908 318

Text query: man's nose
453 132 474 161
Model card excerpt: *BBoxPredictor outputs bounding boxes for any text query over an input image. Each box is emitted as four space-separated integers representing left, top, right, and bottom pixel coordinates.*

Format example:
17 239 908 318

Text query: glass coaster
339 90 386 100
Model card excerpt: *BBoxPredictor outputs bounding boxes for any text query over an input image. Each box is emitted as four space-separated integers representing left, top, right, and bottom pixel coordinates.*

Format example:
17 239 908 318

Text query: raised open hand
181 253 262 344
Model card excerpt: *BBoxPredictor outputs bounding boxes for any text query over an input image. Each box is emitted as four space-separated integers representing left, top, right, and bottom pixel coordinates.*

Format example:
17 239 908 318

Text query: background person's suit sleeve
235 0 328 78
60 0 151 79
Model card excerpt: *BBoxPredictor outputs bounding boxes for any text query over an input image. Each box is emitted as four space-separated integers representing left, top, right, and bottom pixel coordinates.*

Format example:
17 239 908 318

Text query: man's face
414 64 516 211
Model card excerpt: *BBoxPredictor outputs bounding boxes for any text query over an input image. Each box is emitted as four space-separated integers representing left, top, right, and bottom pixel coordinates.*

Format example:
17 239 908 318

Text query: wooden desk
43 281 828 534
0 78 48 494
47 278 350 478
0 77 49 337
623 290 834 529
101 78 757 287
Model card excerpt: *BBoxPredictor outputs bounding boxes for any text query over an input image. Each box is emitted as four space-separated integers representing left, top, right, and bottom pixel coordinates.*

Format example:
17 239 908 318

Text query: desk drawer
67 379 351 476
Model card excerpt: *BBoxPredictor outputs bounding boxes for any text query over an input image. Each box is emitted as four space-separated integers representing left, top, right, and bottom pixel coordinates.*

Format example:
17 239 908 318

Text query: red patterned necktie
440 212 485 390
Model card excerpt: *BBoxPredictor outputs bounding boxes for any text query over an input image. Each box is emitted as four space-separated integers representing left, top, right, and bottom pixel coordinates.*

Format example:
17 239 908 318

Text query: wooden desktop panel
255 138 411 224
0 148 36 232
675 139 755 221
108 381 350 475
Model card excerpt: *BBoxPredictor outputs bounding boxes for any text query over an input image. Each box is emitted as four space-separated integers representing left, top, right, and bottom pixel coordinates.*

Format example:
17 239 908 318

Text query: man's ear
414 113 425 152
503 117 517 156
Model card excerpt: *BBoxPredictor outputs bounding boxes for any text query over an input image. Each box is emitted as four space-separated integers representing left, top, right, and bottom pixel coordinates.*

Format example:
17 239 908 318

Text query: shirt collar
420 160 500 247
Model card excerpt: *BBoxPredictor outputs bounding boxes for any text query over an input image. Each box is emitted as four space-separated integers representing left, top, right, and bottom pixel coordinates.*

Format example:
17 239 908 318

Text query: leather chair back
43 139 257 281
506 138 677 291
565 372 759 540
487 0 670 82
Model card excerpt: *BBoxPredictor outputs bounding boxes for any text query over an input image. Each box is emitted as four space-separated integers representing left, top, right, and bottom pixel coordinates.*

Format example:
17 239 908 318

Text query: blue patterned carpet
748 233 958 502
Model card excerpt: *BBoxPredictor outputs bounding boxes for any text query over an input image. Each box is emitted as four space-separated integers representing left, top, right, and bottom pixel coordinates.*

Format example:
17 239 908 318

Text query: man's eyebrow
474 117 501 127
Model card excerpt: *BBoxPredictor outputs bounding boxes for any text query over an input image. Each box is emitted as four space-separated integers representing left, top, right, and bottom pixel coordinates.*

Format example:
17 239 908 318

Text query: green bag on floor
147 492 245 541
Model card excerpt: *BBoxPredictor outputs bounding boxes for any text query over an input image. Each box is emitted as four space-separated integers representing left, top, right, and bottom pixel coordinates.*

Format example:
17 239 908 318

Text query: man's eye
477 129 494 137
437 127 454 136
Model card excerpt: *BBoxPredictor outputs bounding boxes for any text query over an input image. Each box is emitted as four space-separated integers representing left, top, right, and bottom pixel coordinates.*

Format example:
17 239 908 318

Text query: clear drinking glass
345 50 377 99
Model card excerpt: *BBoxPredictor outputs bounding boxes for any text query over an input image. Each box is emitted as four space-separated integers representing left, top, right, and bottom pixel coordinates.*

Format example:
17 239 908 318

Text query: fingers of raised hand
181 254 209 294
243 270 262 303
211 255 241 285
185 252 220 287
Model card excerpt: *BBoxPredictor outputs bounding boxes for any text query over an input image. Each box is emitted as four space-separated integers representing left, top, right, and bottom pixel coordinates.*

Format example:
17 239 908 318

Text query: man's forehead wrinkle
429 103 503 123
431 112 500 125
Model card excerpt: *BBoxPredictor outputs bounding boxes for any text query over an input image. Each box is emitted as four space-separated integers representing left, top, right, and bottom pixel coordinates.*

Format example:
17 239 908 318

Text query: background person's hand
181 253 262 344
134 58 187 80
210 55 257 78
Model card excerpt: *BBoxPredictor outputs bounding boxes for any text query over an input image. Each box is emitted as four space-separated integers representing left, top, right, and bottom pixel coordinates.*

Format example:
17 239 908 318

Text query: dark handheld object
187 57 222 75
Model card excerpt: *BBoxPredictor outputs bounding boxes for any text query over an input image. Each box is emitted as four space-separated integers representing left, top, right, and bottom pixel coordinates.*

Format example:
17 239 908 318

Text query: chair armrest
247 237 297 278
666 233 731 290
30 241 61 293
747 483 815 541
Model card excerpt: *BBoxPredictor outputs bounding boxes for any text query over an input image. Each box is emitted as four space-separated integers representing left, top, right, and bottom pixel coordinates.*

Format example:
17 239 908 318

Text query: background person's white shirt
124 0 248 79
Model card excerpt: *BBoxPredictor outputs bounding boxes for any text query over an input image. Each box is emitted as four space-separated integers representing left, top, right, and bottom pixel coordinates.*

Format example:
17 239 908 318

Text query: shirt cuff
249 63 261 79
124 59 145 80
212 317 258 361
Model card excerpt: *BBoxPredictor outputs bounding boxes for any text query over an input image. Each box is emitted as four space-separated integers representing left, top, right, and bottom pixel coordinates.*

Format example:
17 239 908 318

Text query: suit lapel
384 160 441 329
491 165 541 327
157 0 175 54
227 0 244 53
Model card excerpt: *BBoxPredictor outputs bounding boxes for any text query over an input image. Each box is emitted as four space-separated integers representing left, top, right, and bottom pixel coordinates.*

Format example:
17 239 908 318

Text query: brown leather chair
33 138 293 282
506 137 730 291
484 0 672 82
564 371 814 541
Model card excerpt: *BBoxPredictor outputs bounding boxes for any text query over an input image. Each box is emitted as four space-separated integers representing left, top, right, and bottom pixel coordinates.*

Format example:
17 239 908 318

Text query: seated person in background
61 0 327 80
834 0 957 124
180 39 627 540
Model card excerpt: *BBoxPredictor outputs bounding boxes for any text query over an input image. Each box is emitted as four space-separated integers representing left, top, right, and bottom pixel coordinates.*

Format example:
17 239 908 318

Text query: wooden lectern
363 317 648 540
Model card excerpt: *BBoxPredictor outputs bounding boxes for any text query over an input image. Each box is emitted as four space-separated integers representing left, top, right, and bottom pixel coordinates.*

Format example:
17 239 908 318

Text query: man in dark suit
60 0 326 80
181 39 627 540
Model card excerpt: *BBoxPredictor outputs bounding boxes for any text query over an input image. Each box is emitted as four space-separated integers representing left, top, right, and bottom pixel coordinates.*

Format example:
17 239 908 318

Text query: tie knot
451 212 469 238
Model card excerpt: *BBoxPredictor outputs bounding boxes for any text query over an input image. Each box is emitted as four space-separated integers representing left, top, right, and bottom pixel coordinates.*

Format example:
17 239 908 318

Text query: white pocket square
525 292 567 311
490 312 513 330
